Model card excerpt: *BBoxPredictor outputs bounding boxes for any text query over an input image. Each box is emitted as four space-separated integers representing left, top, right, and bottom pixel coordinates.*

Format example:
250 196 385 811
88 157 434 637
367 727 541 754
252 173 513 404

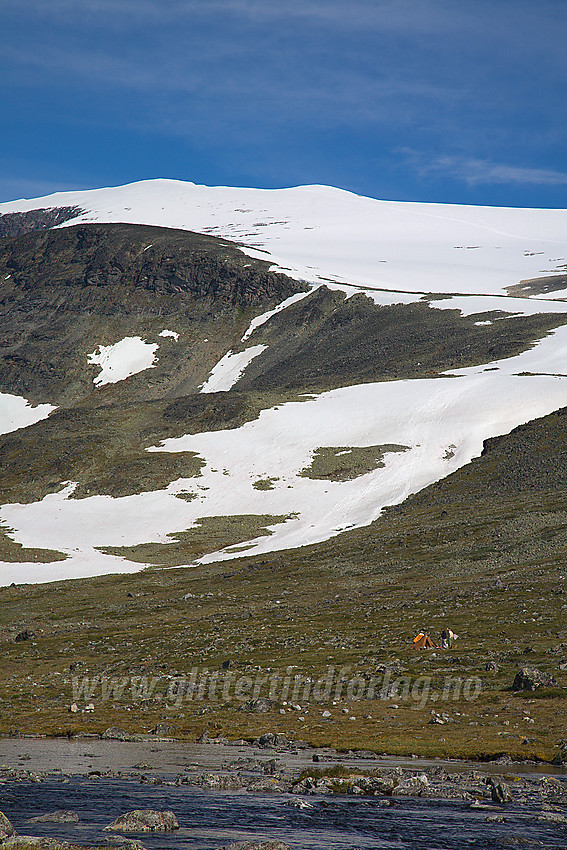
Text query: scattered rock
104 810 179 833
512 667 557 691
429 711 452 725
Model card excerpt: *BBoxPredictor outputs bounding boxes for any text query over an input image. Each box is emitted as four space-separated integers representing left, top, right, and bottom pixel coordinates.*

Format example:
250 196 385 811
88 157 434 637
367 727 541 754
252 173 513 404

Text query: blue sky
1 0 567 207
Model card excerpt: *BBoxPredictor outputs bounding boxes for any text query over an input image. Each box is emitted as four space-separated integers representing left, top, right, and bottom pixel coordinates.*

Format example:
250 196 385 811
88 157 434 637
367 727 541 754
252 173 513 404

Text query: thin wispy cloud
403 151 567 187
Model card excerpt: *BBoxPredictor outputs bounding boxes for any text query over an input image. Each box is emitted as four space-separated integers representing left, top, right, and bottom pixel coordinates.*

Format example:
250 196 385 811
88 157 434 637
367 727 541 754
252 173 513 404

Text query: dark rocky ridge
233 287 567 392
0 207 83 239
0 222 305 405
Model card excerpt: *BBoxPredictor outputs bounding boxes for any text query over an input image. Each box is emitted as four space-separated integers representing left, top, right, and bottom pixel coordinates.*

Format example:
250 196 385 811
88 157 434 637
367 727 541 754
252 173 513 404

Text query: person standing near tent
441 628 459 648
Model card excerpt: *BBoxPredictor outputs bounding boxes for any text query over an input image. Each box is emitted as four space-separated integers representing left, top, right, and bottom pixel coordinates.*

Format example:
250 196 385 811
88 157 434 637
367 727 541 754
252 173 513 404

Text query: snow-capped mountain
1 179 567 585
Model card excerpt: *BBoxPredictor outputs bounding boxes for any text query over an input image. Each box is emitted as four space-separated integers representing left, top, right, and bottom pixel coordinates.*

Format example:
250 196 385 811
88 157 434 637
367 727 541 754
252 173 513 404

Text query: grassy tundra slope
0 404 566 761
0 182 566 760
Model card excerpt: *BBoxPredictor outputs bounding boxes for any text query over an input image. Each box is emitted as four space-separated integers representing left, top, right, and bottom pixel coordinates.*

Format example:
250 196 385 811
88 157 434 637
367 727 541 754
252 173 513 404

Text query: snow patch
200 345 268 393
0 393 56 436
241 291 312 341
87 337 159 386
159 329 179 340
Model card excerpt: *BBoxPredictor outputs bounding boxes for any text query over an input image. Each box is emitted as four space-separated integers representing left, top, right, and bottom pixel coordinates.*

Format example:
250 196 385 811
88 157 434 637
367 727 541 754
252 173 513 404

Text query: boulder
152 723 178 736
487 777 513 804
392 774 430 796
101 727 136 741
540 776 567 804
0 812 16 841
27 811 79 824
255 733 295 750
14 630 35 642
512 667 557 691
104 810 179 832
241 698 275 714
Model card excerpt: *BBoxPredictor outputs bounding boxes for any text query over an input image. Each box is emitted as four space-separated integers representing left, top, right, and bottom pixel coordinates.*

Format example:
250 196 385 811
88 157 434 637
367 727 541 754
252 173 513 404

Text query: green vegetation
99 513 293 566
0 524 66 563
252 477 280 490
506 274 567 298
299 444 408 482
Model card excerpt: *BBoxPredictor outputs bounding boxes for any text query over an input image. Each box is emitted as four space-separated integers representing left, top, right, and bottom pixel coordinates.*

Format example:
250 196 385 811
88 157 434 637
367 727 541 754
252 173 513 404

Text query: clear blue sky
2 0 566 207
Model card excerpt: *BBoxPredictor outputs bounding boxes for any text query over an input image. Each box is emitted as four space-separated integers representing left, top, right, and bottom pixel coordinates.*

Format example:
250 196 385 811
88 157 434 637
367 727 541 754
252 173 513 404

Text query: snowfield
1 179 567 584
2 179 567 298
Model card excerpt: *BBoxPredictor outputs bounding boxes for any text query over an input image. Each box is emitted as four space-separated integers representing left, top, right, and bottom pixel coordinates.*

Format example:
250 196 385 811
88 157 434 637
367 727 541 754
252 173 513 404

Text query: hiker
441 628 448 649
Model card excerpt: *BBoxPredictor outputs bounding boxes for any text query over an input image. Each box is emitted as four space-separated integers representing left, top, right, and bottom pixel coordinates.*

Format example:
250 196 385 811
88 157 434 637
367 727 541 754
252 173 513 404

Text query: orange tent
412 632 437 649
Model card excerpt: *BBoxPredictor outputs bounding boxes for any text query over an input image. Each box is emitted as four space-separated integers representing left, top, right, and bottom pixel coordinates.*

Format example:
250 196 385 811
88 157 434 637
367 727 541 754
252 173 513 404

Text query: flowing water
0 740 565 849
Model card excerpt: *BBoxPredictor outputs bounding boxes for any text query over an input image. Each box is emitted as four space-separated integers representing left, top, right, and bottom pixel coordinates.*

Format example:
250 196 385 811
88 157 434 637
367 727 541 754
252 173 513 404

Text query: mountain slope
0 402 566 757
1 181 567 584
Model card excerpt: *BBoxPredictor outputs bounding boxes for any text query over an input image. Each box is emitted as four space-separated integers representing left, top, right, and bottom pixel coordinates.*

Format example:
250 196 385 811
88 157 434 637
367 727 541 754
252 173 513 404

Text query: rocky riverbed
0 738 565 848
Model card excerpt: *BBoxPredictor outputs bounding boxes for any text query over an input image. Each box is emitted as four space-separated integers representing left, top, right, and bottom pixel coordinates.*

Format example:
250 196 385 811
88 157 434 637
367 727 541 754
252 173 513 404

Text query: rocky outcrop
512 667 557 691
104 810 179 832
0 222 305 407
487 776 513 804
0 812 16 841
0 207 82 238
